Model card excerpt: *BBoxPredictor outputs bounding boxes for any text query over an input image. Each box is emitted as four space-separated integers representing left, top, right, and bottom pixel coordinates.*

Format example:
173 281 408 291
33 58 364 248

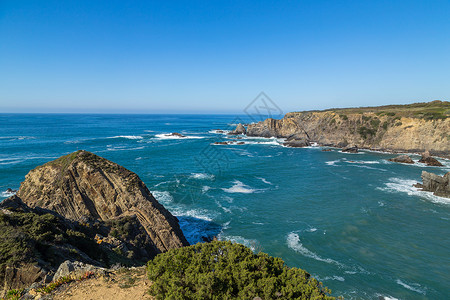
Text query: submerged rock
168 132 186 138
414 171 450 198
388 155 414 164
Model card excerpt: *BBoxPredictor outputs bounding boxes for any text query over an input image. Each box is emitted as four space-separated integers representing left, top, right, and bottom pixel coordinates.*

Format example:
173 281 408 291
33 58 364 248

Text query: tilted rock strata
246 109 450 157
16 150 188 253
414 171 450 198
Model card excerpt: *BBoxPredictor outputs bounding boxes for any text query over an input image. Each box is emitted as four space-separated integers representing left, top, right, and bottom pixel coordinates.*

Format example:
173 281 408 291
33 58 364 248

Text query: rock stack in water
0 150 188 295
414 171 450 198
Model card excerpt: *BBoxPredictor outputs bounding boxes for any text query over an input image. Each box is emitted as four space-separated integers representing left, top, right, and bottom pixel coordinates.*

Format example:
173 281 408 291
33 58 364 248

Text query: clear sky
0 0 449 113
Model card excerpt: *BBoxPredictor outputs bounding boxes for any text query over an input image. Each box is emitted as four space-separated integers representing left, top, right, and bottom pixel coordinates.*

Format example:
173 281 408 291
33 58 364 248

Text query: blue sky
0 0 449 113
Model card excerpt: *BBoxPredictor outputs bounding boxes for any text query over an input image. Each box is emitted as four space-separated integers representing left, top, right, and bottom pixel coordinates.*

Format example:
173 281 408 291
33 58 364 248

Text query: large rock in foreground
16 150 188 252
414 171 450 198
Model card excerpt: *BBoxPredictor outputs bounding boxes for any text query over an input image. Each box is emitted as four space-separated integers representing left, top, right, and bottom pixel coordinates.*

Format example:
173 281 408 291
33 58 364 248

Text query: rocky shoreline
241 101 450 158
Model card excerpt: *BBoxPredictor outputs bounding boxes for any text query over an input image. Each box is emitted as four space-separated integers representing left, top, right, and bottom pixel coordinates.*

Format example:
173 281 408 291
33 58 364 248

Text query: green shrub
358 126 376 139
386 112 396 116
147 241 334 300
339 114 348 120
370 118 380 129
382 121 389 130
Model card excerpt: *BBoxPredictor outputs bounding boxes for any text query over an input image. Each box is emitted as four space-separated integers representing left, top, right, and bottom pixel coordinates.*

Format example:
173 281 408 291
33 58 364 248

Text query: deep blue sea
0 114 449 299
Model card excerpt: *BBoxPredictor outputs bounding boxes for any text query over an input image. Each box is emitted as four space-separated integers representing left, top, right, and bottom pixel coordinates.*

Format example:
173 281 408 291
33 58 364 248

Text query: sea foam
379 177 450 205
222 180 256 194
287 232 344 267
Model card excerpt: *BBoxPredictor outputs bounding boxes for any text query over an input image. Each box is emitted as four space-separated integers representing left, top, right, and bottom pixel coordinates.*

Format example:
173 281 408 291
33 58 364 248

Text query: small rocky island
415 171 450 198
0 150 188 296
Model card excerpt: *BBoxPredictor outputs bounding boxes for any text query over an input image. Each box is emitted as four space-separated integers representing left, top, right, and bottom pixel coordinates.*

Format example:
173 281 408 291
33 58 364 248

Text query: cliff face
16 150 188 252
247 101 450 156
0 150 190 295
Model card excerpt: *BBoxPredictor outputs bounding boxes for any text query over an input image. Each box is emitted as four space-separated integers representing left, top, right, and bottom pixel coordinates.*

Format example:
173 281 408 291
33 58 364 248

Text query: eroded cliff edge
0 150 188 295
247 100 450 157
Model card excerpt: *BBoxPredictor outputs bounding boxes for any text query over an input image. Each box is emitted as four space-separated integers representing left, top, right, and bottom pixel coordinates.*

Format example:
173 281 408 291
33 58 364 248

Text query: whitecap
315 275 345 282
108 135 143 140
189 173 215 180
155 133 204 140
208 129 230 134
375 294 400 300
151 191 174 204
257 177 272 185
218 234 258 251
325 160 340 166
396 279 426 295
378 177 450 205
1 191 16 198
287 232 344 267
222 180 256 194
202 186 211 193
173 208 214 222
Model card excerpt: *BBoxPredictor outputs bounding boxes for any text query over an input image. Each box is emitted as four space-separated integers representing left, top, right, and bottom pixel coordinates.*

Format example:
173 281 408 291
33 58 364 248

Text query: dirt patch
51 267 153 300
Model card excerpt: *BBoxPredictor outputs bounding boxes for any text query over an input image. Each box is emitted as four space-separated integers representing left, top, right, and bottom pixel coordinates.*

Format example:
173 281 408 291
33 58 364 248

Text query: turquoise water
1 114 449 300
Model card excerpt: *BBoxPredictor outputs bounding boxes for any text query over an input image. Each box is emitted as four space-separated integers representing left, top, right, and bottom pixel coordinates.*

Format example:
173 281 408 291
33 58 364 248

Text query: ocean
0 113 449 300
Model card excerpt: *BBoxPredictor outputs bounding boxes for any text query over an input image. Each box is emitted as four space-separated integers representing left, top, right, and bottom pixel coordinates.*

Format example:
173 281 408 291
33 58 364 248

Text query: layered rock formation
414 171 450 198
0 151 189 295
245 101 450 157
16 150 188 251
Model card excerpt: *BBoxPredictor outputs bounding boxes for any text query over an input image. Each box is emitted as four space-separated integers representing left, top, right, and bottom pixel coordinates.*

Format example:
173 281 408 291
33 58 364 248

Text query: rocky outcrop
414 171 450 198
228 123 246 135
0 151 190 296
16 150 188 252
388 155 414 164
168 132 186 138
283 135 311 148
418 151 443 166
245 101 450 157
342 146 358 153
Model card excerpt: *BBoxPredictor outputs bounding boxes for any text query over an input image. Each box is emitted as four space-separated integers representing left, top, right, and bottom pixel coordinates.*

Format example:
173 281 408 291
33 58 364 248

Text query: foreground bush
147 241 334 300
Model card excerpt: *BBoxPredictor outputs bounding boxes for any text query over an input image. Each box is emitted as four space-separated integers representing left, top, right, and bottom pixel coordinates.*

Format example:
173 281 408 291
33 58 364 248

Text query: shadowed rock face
16 150 189 252
414 171 450 198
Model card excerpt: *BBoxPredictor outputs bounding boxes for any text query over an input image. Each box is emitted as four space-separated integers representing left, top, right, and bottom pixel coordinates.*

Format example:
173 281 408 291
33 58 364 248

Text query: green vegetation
2 289 24 300
147 241 334 300
0 210 108 269
300 100 450 120
358 126 376 139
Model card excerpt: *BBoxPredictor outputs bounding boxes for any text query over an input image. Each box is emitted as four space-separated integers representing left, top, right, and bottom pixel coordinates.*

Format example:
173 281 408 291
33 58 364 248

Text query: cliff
0 151 188 296
16 150 188 251
247 100 450 157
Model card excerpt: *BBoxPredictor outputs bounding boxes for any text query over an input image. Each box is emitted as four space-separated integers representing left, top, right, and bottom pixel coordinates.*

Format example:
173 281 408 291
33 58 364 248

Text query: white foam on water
379 177 450 205
215 200 232 213
189 173 215 180
375 294 400 300
202 186 211 193
222 180 257 194
151 191 174 204
223 196 234 203
325 160 340 166
1 191 16 198
306 227 317 232
315 275 345 282
173 208 214 222
346 160 380 164
257 177 272 185
218 234 258 251
108 135 143 140
287 232 344 267
396 279 426 295
104 146 145 152
155 133 204 140
208 129 230 134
